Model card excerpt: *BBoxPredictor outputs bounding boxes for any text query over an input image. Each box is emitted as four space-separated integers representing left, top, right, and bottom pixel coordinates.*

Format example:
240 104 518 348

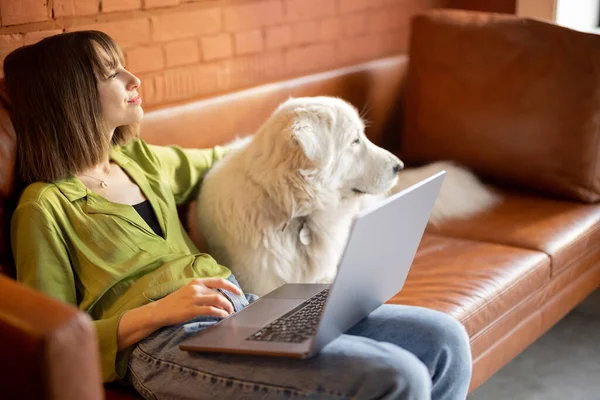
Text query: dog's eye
352 138 360 145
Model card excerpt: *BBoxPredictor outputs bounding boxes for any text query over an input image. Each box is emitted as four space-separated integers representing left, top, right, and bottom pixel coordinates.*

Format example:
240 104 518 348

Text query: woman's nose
127 72 141 90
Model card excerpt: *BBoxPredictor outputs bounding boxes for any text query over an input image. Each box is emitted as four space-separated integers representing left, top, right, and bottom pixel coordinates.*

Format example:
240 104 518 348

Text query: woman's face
95 47 143 133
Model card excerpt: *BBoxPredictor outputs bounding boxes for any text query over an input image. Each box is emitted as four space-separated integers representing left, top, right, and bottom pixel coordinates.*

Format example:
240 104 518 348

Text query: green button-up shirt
11 138 232 382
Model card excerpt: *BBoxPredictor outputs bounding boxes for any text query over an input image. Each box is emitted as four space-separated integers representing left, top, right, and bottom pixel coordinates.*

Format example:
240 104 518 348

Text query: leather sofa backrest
401 10 600 203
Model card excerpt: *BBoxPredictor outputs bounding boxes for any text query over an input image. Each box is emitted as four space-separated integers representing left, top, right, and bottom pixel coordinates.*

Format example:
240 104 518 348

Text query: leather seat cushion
389 233 550 338
428 190 600 276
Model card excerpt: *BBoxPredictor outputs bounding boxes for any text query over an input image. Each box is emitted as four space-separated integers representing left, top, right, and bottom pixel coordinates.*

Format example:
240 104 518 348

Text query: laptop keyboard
246 288 330 343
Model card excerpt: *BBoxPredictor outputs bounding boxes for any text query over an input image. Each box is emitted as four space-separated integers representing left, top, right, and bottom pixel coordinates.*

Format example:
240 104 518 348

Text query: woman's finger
195 293 234 314
201 277 243 295
196 305 230 319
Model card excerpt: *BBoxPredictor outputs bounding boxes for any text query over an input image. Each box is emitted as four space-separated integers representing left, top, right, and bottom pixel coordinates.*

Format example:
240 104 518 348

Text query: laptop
179 171 445 358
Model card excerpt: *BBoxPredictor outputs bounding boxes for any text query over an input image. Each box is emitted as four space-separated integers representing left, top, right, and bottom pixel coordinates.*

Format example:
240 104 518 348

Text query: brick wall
444 0 516 14
0 0 446 109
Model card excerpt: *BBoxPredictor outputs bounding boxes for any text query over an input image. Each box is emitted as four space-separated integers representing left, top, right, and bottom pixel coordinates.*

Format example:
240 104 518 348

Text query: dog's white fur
195 96 500 296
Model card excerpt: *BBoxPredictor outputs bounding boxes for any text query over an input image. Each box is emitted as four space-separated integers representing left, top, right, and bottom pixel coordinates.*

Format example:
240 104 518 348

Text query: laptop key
246 289 330 343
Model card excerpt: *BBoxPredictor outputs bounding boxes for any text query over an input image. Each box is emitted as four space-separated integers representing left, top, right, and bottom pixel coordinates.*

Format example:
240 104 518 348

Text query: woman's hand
153 277 244 326
117 277 243 350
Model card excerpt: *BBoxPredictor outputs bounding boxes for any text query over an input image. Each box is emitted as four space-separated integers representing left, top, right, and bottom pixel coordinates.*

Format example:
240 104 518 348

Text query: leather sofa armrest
0 275 104 400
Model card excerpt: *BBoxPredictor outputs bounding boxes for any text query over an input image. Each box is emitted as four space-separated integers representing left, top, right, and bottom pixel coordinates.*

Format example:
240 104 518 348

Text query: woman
5 31 472 400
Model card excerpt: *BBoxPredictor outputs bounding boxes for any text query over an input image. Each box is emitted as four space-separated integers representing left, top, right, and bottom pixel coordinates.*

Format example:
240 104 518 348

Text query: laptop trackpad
226 298 304 328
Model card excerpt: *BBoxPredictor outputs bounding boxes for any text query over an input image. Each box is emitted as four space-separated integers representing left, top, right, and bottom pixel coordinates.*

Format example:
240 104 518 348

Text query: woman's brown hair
3 30 139 185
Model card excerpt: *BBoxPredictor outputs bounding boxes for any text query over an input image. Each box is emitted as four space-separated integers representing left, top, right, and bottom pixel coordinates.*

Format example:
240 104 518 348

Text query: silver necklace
80 164 112 188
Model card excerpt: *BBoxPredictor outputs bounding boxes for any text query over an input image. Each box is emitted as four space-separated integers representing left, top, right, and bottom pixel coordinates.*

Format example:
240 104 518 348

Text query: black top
132 200 163 237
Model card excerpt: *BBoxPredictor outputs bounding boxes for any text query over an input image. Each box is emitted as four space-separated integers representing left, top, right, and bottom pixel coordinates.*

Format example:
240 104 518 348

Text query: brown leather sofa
1 9 599 400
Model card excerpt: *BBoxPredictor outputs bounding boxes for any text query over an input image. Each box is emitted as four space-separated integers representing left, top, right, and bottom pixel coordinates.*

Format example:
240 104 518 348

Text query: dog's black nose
393 163 404 174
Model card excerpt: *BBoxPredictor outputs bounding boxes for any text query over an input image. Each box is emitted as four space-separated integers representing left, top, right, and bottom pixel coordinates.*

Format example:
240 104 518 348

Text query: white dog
195 96 500 296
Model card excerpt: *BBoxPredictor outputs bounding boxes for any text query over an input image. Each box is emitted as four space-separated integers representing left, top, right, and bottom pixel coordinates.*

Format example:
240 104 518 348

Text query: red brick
338 35 390 65
224 1 283 32
339 0 385 13
163 63 220 101
164 39 199 67
54 0 98 17
201 34 232 61
24 29 63 45
366 9 394 33
266 25 291 49
102 0 141 13
284 0 335 22
221 52 285 90
387 0 439 19
379 31 407 54
337 36 368 64
234 30 264 56
1 0 48 26
125 45 164 74
339 0 367 13
320 17 341 42
154 74 166 104
152 8 221 41
341 13 366 37
389 5 415 31
67 18 151 49
384 0 432 6
291 21 320 46
143 0 179 9
285 43 336 75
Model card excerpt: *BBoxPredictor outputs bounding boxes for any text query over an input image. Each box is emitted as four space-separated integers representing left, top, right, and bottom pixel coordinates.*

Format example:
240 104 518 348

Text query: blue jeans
127 276 472 400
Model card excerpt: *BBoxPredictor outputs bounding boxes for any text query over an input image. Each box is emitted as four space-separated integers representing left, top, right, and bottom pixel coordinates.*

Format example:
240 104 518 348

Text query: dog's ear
290 109 334 166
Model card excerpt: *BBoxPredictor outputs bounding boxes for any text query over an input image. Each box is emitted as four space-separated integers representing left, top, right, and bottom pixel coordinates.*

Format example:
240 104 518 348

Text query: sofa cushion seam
470 261 600 345
434 223 600 274
459 257 550 327
551 223 600 273
470 255 600 343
